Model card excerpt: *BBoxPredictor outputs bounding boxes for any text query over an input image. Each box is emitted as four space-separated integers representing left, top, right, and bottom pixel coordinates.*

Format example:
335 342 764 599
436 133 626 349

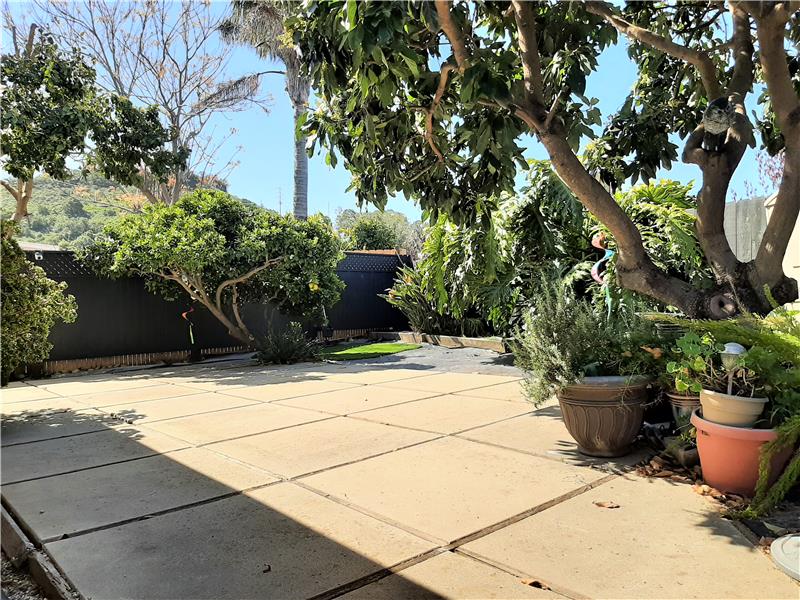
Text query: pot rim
572 375 651 388
690 409 778 441
700 389 768 405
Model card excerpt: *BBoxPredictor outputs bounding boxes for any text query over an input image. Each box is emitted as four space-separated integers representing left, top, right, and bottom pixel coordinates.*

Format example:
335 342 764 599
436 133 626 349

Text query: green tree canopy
82 190 344 346
0 26 186 224
289 1 800 318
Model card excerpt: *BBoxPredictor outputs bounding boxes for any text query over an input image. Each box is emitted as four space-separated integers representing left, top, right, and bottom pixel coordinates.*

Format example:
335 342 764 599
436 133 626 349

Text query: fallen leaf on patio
593 501 620 509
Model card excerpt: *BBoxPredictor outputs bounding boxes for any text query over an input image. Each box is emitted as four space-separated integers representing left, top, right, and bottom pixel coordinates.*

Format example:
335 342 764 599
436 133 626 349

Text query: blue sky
6 1 765 222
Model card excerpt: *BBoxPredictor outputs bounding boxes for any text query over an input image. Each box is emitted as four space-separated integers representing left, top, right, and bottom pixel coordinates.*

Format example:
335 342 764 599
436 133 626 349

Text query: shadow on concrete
1 408 437 599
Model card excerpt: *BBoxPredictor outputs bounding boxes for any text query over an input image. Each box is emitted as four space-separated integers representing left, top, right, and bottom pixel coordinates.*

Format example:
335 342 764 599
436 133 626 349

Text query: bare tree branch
434 0 469 68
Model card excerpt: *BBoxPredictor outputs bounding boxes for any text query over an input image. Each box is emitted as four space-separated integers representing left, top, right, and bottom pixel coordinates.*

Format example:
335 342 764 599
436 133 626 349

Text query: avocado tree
288 1 800 317
0 25 186 224
82 190 344 347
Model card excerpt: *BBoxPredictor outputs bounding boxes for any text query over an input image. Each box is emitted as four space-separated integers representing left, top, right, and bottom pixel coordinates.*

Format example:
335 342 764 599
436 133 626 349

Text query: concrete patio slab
354 394 532 434
143 402 331 445
458 407 577 459
0 384 60 403
2 397 91 416
45 483 435 599
219 379 360 402
274 384 441 415
301 436 608 542
378 372 521 394
458 406 649 468
1 407 113 446
322 367 440 385
463 476 800 599
208 417 437 478
34 375 161 396
1 425 188 483
100 392 260 423
454 380 530 403
4 447 276 542
67 383 206 408
344 551 562 599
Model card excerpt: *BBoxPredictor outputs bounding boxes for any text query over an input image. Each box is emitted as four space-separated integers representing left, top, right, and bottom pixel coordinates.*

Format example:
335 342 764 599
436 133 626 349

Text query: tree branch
585 1 722 99
424 63 455 162
214 256 282 310
434 0 469 69
726 3 754 98
511 0 546 109
1 180 19 200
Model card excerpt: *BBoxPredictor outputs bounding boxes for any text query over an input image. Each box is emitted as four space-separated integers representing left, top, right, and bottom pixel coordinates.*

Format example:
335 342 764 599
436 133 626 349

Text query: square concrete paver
208 417 437 478
274 385 441 415
302 437 608 542
100 392 260 423
458 407 578 459
459 406 649 468
46 483 434 599
36 375 161 396
455 380 530 403
2 405 114 446
0 384 60 403
354 394 532 434
1 425 188 484
143 402 330 445
322 367 440 385
344 552 562 599
219 379 359 402
463 476 800 599
68 383 205 408
2 397 91 416
378 373 521 394
4 447 276 542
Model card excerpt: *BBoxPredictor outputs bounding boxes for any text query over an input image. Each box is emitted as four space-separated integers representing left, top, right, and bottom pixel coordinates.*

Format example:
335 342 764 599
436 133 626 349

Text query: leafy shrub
348 217 399 250
1 221 77 384
257 322 319 365
512 277 661 406
383 265 486 337
82 190 344 347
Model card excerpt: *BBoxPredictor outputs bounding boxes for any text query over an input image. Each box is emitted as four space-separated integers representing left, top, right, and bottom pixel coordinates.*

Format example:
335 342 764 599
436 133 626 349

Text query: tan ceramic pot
699 389 768 428
557 376 650 458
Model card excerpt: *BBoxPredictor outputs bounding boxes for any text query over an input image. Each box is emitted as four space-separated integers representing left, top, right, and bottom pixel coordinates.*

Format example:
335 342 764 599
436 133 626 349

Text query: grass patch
320 342 421 361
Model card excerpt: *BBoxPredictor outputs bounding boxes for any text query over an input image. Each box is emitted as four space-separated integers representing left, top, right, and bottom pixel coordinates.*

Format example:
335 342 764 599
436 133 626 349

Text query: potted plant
513 281 661 457
666 313 800 498
667 332 768 427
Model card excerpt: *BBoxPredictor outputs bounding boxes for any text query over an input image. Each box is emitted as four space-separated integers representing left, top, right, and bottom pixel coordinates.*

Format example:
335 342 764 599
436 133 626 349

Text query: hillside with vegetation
0 172 230 250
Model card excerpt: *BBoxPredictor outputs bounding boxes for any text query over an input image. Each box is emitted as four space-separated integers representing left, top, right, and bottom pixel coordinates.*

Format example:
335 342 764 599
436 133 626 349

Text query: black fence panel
26 250 410 361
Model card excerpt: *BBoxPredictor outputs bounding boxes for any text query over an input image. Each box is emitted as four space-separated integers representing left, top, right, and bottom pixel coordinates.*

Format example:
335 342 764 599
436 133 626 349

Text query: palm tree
218 1 310 219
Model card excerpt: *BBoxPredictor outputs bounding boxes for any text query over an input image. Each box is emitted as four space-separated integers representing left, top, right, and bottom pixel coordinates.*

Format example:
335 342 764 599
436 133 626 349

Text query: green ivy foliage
82 190 345 323
1 221 77 384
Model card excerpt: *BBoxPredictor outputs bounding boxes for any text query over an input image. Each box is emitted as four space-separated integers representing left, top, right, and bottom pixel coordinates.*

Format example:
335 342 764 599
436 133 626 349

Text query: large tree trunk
292 104 309 220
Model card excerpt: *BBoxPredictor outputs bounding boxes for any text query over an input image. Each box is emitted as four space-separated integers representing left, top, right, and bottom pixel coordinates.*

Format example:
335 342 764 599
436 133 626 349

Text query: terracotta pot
557 376 649 458
665 391 701 427
699 389 768 427
691 410 792 497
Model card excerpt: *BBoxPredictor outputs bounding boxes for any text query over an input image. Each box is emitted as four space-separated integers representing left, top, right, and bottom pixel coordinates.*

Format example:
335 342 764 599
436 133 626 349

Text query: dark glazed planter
557 376 650 457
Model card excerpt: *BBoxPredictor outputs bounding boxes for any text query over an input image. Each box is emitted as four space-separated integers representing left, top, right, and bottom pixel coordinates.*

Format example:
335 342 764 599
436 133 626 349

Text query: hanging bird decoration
702 97 736 152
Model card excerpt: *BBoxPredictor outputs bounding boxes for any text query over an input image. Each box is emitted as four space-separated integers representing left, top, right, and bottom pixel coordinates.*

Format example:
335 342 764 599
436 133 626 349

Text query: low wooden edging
1 506 78 599
370 331 507 353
